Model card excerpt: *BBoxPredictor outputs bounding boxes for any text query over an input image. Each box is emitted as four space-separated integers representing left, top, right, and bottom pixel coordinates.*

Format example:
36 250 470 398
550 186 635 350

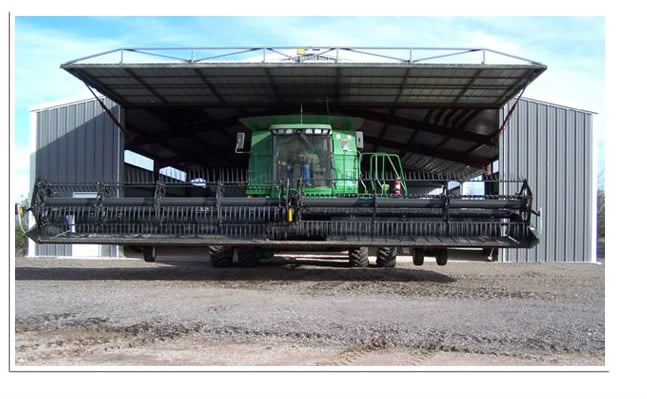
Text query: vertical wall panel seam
566 110 571 261
584 113 589 261
569 112 580 261
535 104 541 262
585 113 592 261
586 111 589 260
581 111 585 260
575 112 579 260
579 112 586 260
522 102 534 262
555 108 560 262
563 110 568 262
562 109 568 262
586 112 592 261
545 106 551 262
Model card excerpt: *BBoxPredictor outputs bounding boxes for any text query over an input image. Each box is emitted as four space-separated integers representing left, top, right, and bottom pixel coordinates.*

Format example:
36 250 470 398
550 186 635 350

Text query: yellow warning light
297 48 306 55
288 208 294 222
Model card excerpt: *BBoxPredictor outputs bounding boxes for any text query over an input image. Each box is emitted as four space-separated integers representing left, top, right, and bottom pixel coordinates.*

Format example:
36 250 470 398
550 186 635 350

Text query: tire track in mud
293 279 562 301
316 340 389 366
15 315 206 364
409 348 439 365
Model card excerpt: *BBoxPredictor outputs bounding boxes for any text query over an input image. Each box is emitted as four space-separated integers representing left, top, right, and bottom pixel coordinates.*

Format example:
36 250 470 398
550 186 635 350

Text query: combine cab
27 113 539 267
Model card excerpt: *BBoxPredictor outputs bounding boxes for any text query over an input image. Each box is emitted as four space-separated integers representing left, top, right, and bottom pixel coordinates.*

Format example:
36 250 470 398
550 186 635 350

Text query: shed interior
61 47 546 177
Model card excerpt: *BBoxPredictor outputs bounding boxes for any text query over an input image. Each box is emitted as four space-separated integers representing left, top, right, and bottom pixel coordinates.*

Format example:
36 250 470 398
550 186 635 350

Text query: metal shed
27 47 596 262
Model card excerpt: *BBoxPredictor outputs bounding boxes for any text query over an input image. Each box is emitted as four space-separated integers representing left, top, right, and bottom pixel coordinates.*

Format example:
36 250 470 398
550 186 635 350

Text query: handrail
62 46 546 67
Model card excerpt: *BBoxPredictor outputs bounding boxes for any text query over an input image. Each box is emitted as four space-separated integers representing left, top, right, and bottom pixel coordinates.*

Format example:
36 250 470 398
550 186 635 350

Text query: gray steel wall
499 98 595 262
31 98 123 257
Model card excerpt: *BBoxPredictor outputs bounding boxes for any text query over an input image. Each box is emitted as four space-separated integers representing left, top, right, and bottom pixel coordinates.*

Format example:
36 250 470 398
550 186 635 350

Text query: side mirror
235 132 246 153
355 131 364 150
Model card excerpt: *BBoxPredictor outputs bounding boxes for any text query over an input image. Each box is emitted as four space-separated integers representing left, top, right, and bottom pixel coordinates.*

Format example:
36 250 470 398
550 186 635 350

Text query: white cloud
15 21 122 108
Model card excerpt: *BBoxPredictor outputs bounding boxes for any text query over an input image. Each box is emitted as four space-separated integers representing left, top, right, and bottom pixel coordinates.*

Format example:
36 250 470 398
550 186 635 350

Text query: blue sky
11 16 605 201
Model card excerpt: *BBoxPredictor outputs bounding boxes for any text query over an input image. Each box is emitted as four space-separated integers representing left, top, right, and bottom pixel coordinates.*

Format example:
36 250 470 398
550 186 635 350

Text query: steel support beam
341 108 493 145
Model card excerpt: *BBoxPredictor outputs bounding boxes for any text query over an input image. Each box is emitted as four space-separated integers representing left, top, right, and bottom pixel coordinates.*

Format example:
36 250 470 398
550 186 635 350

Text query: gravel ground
13 252 605 366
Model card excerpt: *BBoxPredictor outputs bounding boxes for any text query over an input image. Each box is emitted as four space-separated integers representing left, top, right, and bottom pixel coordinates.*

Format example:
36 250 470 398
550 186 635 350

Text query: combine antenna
326 97 331 125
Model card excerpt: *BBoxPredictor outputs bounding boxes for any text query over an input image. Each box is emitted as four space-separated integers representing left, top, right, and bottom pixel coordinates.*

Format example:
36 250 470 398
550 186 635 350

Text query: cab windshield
274 134 331 187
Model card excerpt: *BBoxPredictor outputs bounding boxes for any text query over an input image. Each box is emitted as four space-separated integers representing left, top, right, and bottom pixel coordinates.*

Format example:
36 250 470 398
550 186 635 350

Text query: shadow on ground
15 254 456 284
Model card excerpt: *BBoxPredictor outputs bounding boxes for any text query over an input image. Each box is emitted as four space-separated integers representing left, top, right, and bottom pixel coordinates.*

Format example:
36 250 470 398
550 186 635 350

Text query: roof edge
28 95 108 112
61 46 546 68
519 96 597 115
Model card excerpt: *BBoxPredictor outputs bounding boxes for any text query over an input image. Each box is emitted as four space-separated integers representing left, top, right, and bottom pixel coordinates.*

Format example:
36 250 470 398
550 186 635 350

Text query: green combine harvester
27 112 539 268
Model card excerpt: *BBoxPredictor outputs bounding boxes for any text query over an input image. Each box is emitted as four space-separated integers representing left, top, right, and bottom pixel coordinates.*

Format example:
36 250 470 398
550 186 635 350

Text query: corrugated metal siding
499 98 595 262
33 98 122 257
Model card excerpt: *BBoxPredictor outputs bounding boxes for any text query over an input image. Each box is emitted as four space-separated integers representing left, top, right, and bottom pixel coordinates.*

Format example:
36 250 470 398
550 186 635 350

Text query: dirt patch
14 255 604 367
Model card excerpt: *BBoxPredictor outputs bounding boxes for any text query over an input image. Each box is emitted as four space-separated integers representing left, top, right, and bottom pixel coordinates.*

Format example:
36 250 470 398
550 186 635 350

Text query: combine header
27 113 539 267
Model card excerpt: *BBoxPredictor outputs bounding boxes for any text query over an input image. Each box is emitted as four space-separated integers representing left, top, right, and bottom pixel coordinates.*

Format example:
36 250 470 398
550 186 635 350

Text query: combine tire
412 248 424 266
377 247 397 268
349 247 369 268
209 246 231 268
143 246 157 263
233 247 258 267
435 249 448 266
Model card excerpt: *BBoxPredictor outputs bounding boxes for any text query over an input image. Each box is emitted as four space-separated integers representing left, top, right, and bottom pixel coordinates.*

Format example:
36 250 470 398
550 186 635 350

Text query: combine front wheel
412 248 424 266
349 247 369 268
209 246 232 268
143 246 157 263
435 249 448 266
377 247 397 268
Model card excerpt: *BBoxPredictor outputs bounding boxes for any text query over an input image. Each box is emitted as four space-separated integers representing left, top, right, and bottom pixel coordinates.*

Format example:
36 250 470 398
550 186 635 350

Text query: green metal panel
247 130 273 196
243 115 363 197
331 130 359 194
